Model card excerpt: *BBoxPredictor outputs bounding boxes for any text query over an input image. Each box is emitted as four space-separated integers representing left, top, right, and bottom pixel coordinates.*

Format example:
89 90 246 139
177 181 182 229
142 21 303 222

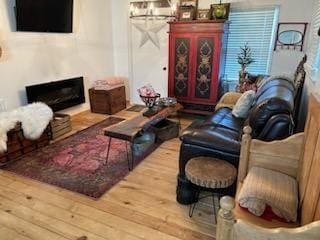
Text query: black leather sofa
177 77 299 204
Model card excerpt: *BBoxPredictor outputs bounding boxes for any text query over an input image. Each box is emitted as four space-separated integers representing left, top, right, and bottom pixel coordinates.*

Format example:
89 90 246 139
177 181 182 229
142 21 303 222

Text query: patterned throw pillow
232 90 256 118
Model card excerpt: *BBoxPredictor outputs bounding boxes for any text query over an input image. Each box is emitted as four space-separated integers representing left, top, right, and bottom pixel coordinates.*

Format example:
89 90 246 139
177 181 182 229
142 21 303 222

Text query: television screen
15 0 73 33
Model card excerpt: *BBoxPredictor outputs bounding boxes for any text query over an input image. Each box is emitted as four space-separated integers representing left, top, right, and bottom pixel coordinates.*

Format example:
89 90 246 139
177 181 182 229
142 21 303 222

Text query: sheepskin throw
0 102 53 153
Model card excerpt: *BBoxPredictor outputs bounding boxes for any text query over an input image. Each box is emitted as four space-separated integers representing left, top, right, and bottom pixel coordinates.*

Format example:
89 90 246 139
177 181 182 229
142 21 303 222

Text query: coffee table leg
130 142 134 171
106 137 112 164
125 141 130 171
178 111 182 130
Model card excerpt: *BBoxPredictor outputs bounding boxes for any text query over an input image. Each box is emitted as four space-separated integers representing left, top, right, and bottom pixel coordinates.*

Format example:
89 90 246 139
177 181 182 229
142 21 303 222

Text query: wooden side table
185 156 237 222
89 86 126 114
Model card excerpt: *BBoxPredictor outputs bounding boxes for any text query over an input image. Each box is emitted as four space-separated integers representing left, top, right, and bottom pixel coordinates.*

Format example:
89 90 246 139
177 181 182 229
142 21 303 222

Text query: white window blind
224 8 279 82
307 0 320 81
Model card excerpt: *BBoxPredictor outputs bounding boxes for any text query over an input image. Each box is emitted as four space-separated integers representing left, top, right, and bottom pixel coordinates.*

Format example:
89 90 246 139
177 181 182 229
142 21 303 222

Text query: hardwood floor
0 108 216 240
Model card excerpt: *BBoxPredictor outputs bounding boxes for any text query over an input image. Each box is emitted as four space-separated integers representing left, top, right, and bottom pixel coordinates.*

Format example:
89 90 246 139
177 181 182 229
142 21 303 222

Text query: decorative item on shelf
274 22 308 51
197 9 210 20
138 84 161 117
178 5 196 20
129 0 177 20
237 42 254 86
210 1 230 20
178 0 198 21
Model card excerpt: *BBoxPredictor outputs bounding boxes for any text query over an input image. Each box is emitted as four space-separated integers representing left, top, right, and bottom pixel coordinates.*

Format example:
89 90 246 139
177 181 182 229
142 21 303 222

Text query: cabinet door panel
194 37 214 99
173 38 191 98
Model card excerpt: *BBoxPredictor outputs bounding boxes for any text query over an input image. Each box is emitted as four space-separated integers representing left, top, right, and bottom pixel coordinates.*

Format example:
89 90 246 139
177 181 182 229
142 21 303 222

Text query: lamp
130 0 177 20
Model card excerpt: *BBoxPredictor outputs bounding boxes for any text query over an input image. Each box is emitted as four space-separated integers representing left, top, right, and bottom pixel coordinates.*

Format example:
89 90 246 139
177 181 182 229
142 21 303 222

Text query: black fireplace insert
26 77 85 112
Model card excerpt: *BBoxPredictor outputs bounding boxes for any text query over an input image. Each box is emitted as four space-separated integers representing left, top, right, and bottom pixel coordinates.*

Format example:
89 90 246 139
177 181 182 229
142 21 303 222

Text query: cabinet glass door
173 38 191 97
194 37 215 100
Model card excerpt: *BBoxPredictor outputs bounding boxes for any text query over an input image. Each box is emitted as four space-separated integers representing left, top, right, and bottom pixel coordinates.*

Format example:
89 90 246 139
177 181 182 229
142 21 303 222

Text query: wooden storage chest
89 86 126 114
0 123 51 165
50 113 72 140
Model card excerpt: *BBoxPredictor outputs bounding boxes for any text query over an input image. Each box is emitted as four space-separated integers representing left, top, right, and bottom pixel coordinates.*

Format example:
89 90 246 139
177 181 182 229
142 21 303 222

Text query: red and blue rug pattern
3 117 155 198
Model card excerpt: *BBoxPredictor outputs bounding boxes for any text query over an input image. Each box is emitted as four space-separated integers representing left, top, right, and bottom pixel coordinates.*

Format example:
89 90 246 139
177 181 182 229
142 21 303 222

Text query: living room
0 0 319 240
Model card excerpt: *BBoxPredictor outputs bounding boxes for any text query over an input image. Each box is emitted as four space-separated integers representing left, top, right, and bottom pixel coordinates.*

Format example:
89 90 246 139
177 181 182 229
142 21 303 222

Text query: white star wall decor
133 19 167 49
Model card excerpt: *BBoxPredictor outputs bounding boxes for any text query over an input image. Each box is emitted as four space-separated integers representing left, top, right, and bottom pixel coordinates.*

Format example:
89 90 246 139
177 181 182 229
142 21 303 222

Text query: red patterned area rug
3 117 156 198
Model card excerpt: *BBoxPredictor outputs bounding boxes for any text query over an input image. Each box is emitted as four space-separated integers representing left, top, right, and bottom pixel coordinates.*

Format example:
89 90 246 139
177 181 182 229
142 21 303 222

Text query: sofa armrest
216 92 242 111
238 126 304 183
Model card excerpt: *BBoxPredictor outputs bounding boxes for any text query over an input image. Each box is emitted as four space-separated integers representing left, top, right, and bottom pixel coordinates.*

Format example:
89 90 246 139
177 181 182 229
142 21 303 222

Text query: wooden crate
0 123 51 165
89 86 126 114
50 113 72 140
150 119 179 143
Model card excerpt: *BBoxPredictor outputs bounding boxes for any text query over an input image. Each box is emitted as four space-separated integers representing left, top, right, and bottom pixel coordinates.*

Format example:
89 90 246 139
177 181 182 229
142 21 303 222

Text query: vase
213 4 226 19
239 68 248 85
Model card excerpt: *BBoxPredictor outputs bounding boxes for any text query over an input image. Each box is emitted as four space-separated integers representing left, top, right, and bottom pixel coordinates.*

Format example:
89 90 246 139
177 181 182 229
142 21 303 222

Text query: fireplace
26 77 85 112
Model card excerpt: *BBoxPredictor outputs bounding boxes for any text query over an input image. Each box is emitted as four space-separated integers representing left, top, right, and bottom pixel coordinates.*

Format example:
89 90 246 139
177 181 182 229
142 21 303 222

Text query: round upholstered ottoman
185 156 237 220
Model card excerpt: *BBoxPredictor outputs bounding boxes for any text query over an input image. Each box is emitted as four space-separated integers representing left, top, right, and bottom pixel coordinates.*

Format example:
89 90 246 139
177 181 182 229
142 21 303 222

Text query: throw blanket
94 77 125 90
0 102 53 153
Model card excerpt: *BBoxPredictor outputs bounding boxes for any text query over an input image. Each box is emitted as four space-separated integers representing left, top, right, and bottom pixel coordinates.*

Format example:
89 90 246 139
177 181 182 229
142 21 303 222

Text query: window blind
224 8 279 82
307 0 320 79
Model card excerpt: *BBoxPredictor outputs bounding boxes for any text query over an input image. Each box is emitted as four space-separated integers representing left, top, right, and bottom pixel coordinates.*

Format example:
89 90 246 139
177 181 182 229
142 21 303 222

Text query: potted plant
238 42 254 85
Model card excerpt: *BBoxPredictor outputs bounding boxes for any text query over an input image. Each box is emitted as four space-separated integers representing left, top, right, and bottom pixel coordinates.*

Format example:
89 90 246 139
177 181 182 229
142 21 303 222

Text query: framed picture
210 3 230 20
180 0 198 8
179 6 196 21
197 9 210 20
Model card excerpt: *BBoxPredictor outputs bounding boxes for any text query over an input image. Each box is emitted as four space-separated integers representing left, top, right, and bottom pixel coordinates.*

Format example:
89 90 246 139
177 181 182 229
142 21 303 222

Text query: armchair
216 94 320 240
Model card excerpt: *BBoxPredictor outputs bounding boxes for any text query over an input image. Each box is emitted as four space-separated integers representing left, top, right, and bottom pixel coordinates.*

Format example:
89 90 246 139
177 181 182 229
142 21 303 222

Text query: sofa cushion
238 167 298 222
232 90 256 118
248 78 295 138
180 108 243 154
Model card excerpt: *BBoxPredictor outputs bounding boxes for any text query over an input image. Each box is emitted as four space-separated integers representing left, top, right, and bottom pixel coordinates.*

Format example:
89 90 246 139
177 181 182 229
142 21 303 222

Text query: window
308 0 320 81
224 7 279 82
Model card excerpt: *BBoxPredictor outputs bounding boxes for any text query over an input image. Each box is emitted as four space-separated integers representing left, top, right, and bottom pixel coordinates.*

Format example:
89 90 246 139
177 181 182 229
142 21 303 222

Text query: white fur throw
0 102 53 153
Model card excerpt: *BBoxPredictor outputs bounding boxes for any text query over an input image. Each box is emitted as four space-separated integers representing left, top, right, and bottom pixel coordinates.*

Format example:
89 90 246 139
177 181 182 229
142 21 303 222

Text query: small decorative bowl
140 93 161 117
140 93 161 109
159 97 177 107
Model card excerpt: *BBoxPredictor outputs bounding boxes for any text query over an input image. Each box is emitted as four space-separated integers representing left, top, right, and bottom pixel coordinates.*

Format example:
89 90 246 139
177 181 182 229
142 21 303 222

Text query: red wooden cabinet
168 20 229 112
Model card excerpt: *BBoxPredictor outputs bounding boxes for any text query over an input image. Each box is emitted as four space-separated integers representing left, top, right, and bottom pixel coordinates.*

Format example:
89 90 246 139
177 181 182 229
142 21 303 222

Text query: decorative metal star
133 20 167 49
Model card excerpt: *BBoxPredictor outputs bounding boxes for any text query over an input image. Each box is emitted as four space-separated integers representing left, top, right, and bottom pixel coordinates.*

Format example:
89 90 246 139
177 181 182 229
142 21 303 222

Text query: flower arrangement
138 84 157 97
138 84 160 116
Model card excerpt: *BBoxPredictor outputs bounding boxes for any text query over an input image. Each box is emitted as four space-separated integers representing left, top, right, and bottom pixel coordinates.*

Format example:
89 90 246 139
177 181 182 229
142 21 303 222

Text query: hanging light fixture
129 0 177 20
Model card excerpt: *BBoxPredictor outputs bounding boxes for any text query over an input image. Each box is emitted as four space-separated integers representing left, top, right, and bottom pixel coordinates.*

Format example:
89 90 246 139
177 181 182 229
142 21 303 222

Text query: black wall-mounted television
26 77 85 112
15 0 73 33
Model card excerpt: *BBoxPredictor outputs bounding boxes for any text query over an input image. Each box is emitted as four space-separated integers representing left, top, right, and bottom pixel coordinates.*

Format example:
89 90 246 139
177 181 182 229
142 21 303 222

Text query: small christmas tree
238 42 254 70
237 43 254 84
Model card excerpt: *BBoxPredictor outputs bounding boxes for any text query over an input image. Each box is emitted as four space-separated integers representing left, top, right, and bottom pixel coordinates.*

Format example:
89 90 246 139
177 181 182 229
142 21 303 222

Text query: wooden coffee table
104 103 183 170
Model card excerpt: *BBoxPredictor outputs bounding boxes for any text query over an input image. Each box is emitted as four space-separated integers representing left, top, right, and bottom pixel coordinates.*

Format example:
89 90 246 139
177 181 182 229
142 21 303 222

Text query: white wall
0 0 115 114
112 0 131 100
112 0 314 104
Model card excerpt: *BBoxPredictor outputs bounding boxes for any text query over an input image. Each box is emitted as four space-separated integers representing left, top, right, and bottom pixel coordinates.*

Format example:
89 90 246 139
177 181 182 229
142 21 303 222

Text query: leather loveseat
177 77 303 205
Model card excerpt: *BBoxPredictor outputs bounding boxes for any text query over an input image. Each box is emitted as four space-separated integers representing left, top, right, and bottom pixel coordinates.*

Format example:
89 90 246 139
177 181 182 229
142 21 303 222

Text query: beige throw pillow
238 167 298 222
232 90 255 118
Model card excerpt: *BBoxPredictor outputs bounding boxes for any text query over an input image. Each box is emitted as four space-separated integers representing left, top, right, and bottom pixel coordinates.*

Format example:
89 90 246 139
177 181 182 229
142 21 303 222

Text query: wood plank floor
0 108 216 240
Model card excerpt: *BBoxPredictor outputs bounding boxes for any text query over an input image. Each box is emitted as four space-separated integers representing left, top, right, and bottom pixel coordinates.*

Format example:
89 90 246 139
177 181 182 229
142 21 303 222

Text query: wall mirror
274 22 308 51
